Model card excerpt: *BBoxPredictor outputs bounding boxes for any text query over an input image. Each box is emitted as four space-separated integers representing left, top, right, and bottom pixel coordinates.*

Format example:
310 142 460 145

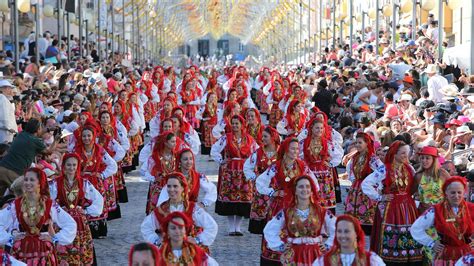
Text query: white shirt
427 75 448 103
140 203 218 246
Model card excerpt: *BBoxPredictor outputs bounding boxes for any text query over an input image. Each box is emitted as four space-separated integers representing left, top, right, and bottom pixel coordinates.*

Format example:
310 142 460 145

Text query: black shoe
234 231 243 236
228 232 237 236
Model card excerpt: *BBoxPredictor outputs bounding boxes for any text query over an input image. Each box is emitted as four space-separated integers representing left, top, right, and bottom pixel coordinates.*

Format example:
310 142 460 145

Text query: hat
44 106 58 116
114 72 122 80
467 95 474 102
0 80 14 88
83 69 93 78
423 64 438 74
418 146 439 157
399 93 413 102
457 125 472 135
446 119 462 127
63 110 73 117
458 116 471 123
431 112 447 124
419 100 435 110
403 75 414 84
49 99 62 107
440 84 459 99
73 94 84 102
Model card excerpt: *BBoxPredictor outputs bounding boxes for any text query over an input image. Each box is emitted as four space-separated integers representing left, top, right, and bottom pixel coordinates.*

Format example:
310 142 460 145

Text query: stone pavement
94 153 349 265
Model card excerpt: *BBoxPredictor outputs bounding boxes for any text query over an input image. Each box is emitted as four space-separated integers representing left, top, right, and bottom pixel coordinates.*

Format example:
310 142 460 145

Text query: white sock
235 216 243 232
227 216 236 233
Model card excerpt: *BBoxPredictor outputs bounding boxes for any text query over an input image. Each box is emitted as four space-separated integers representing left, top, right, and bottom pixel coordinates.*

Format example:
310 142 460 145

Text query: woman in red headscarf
210 115 258 236
263 175 336 265
141 173 218 253
169 114 201 155
125 92 145 170
411 176 474 265
0 168 77 265
97 110 127 220
149 97 176 138
256 137 318 264
265 79 285 128
139 71 159 123
212 102 242 139
362 140 423 265
300 117 344 213
156 148 217 208
314 214 385 265
197 92 219 155
74 122 118 239
256 68 271 115
179 78 201 129
344 132 384 235
244 126 280 234
50 153 104 265
140 131 181 215
245 108 264 146
277 99 307 137
156 212 218 265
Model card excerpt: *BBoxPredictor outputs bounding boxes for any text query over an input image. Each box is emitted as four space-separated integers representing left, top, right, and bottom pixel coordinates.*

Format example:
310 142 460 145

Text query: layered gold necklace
21 197 45 234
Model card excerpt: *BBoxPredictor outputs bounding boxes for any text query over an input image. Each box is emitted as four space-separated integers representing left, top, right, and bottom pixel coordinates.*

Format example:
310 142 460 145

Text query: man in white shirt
425 64 448 103
0 80 17 144
37 31 52 58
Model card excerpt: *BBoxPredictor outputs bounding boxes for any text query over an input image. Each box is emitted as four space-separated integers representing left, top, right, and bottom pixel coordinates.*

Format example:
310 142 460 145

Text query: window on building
198 40 210 57
239 42 245 52
217 39 229 55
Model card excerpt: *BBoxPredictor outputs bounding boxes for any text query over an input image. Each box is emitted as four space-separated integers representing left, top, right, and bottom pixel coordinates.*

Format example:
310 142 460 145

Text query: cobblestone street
94 154 349 265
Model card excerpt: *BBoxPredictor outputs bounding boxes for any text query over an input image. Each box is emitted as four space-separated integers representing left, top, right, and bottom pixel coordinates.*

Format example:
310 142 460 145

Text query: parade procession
0 0 474 265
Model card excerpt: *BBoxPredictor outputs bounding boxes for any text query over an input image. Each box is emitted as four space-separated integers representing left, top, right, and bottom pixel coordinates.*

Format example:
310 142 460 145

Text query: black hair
24 118 41 134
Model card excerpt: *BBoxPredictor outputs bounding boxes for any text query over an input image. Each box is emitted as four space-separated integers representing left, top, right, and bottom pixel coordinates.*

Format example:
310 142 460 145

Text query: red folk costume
153 66 167 101
157 212 209 265
323 215 374 265
98 111 121 220
153 173 210 255
74 123 109 237
200 93 218 155
433 177 474 264
370 141 423 264
302 117 337 210
180 78 200 128
125 93 143 164
278 176 327 265
54 153 94 265
268 80 285 128
285 99 306 137
140 71 157 123
12 169 57 265
344 133 380 235
247 127 279 234
145 132 179 215
213 116 257 217
245 108 264 147
260 138 310 264
257 68 271 114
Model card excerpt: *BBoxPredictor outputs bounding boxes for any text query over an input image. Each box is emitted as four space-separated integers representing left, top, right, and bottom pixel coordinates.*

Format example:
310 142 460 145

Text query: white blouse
361 164 409 201
0 201 77 247
243 150 276 181
312 251 386 266
456 252 474 265
346 155 385 182
210 135 259 165
211 119 227 139
116 120 130 151
297 132 344 168
410 206 461 248
263 208 336 251
49 180 104 217
98 149 119 179
157 173 217 207
256 163 319 197
140 203 218 247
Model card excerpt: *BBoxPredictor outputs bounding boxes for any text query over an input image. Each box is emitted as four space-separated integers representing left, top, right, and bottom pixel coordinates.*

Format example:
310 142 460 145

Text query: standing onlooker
425 64 448 103
0 119 48 196
0 80 17 144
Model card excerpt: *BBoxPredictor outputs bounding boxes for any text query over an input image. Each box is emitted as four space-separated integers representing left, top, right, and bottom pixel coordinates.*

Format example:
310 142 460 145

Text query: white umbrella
443 41 471 70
